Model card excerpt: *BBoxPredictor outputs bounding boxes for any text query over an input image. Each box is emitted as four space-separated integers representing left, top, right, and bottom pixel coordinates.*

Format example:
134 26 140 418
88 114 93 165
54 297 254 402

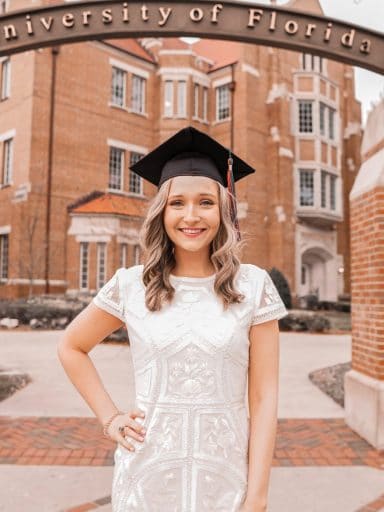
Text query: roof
69 192 148 217
285 0 324 15
102 38 156 63
191 38 242 71
161 37 191 50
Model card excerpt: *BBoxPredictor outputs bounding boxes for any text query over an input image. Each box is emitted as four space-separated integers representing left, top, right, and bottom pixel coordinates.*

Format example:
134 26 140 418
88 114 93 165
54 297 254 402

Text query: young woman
57 126 288 512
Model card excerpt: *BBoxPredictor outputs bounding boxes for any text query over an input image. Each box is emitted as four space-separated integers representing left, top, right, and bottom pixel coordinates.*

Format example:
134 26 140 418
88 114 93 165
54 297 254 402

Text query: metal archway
0 0 383 74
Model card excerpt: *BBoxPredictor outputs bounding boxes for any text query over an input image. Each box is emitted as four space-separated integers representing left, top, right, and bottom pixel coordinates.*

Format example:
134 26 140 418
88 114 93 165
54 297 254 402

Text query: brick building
0 0 362 302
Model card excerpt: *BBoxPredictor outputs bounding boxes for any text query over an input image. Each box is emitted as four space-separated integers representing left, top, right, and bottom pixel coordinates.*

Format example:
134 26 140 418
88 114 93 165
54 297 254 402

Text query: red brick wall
350 186 384 381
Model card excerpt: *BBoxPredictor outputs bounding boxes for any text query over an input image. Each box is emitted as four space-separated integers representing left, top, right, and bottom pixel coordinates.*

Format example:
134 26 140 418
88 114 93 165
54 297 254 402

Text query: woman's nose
183 205 201 220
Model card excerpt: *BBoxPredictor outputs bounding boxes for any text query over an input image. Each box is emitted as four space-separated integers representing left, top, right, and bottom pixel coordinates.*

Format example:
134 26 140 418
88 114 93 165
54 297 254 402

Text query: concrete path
0 330 383 512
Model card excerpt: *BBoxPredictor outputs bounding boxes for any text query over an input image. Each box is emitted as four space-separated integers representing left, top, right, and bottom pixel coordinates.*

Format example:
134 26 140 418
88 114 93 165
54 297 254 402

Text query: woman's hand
106 408 147 451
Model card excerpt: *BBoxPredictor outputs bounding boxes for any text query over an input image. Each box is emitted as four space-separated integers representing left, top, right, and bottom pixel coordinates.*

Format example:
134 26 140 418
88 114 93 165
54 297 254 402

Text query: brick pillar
345 100 384 449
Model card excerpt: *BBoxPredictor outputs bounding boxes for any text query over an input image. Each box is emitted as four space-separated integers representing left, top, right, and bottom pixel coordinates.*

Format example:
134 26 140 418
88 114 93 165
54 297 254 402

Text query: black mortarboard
129 126 256 241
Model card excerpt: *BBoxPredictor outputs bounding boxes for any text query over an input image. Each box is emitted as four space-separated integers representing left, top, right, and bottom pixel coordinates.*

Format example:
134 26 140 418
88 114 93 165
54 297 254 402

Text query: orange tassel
227 151 241 241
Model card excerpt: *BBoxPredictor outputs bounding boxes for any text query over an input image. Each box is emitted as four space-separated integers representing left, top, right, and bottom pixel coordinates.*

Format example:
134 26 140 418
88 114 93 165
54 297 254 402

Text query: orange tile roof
161 37 191 50
103 38 156 63
192 38 242 71
70 192 148 217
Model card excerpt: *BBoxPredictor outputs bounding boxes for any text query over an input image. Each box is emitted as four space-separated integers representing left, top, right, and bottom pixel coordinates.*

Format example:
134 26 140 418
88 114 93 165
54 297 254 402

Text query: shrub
268 267 292 309
305 315 331 332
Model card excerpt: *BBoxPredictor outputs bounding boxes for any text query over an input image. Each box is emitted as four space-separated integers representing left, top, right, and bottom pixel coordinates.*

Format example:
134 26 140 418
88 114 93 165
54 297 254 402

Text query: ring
118 425 125 434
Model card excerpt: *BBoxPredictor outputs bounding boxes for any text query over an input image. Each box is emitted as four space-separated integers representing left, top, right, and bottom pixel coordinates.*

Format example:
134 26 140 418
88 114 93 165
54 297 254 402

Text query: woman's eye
169 200 213 206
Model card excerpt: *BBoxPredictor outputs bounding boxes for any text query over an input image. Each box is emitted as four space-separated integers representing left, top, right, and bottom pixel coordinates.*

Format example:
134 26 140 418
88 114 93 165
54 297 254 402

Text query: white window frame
111 66 126 108
0 233 9 280
96 242 107 289
2 138 13 186
299 168 315 207
134 244 140 265
216 84 231 121
298 100 314 134
1 58 10 100
177 80 187 118
120 243 128 268
203 87 208 121
0 0 9 14
328 106 336 141
79 242 89 291
164 80 174 117
129 151 144 195
131 74 146 114
301 53 324 74
193 83 199 118
108 146 124 191
320 169 327 208
319 102 326 136
330 174 337 211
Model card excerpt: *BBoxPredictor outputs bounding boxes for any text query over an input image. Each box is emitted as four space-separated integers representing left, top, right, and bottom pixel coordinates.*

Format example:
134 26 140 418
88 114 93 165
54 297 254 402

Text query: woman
57 126 288 512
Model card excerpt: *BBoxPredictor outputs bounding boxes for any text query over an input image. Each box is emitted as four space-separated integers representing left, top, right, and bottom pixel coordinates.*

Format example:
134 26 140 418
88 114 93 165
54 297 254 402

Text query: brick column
345 101 384 449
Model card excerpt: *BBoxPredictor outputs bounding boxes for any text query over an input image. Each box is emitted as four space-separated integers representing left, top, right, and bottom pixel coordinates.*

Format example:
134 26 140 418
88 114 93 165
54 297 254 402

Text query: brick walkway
1 416 383 511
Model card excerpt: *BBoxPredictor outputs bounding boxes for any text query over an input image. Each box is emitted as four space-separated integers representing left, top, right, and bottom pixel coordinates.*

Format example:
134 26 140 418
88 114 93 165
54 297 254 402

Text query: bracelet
103 410 124 438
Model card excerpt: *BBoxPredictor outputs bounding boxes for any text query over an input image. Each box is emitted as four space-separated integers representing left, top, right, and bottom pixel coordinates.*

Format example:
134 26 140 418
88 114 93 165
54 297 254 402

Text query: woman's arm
57 302 125 426
242 318 280 511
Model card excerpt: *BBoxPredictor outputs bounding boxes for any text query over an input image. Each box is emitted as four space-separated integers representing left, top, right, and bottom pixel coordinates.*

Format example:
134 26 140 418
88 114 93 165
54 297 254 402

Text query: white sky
183 0 384 126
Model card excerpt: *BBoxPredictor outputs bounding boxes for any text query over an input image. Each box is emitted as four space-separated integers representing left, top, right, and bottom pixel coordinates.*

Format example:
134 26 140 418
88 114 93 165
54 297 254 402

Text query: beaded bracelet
103 410 124 438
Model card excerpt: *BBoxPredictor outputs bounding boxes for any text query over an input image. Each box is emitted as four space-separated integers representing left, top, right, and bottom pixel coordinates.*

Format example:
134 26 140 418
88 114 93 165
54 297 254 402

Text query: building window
164 80 173 117
319 102 326 136
321 170 327 208
1 138 13 186
0 234 8 279
203 87 208 121
328 107 335 140
177 80 187 117
131 74 146 114
194 83 199 118
129 151 144 194
79 242 89 290
109 146 124 190
299 169 314 206
134 244 140 264
97 242 107 289
301 264 306 286
120 243 128 268
330 175 336 210
216 84 230 121
319 103 337 140
1 58 10 100
301 53 323 73
298 100 313 133
111 66 126 107
0 0 8 14
320 170 338 211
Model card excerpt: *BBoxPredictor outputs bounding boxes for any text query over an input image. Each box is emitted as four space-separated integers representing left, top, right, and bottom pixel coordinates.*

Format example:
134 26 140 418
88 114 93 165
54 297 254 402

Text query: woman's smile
178 228 207 238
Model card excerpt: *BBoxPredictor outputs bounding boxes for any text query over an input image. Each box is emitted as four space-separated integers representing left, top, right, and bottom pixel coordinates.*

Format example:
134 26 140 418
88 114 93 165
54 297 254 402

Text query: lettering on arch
0 0 382 74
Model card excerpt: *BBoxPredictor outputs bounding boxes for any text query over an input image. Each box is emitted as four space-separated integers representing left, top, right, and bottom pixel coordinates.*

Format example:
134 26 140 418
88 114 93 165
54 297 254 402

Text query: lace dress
93 263 288 512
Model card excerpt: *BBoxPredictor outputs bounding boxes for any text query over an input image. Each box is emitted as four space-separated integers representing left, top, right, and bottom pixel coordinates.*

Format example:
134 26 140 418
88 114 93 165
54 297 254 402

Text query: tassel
227 150 241 242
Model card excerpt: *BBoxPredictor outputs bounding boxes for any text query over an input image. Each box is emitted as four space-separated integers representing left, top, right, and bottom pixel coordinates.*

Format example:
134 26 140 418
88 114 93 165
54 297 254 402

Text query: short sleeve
251 269 288 326
92 269 125 322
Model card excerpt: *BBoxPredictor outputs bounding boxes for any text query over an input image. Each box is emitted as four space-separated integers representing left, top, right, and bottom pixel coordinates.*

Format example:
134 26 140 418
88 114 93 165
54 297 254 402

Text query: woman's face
163 175 221 253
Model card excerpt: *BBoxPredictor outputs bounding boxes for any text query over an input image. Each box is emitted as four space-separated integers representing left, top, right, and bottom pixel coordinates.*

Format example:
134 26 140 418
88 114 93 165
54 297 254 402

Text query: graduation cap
129 126 255 241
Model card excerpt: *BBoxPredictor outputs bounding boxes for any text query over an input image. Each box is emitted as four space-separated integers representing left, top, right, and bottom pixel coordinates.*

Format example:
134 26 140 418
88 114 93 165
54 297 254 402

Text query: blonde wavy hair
138 177 247 312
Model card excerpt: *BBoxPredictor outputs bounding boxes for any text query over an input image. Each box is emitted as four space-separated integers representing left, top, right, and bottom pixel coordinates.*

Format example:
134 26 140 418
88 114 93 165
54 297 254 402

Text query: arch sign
0 0 383 74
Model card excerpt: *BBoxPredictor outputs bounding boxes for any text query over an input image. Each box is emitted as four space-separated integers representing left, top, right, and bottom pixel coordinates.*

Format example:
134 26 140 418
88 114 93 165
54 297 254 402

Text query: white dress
93 263 288 512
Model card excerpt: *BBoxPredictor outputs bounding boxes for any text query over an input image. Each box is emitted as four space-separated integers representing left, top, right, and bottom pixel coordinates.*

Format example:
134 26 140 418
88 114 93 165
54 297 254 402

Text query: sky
183 0 384 126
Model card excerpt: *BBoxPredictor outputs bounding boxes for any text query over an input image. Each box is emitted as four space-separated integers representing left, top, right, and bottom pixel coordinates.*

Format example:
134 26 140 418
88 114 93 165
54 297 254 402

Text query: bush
299 294 319 310
268 267 292 309
305 315 331 332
